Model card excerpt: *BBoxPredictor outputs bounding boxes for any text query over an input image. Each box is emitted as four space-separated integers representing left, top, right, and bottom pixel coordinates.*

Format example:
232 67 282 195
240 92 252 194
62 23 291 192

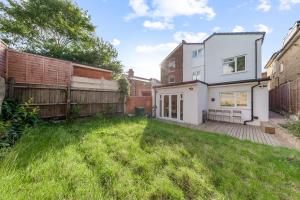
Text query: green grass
283 121 300 139
1 116 300 200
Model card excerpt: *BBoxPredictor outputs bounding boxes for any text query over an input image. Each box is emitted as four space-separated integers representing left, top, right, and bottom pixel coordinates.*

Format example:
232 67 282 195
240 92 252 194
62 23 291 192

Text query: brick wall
73 65 112 80
128 79 152 96
126 96 152 114
7 50 72 86
161 44 183 84
270 36 300 89
0 41 6 78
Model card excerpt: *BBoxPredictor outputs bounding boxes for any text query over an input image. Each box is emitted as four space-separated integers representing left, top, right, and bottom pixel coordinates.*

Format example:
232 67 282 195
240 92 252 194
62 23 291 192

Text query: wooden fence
269 78 300 116
8 82 123 118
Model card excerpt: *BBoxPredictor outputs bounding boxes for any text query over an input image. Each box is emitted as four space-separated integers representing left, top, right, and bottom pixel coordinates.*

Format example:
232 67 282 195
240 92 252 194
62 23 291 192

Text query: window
180 94 183 120
280 63 284 72
168 59 176 71
169 75 175 84
220 93 235 107
223 55 246 74
192 48 203 58
192 71 201 80
171 95 177 119
220 92 248 107
164 95 169 117
142 91 151 96
236 92 247 107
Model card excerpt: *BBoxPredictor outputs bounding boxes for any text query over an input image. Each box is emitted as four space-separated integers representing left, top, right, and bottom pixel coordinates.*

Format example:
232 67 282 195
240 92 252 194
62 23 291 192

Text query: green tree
0 0 122 76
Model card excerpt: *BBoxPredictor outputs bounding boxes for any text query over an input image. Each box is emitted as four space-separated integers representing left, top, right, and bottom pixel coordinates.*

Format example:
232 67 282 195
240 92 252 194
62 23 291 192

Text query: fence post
7 78 15 99
66 84 71 120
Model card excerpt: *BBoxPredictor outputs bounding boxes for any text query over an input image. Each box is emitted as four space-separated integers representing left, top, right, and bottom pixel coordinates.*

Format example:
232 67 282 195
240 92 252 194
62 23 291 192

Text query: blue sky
74 0 300 79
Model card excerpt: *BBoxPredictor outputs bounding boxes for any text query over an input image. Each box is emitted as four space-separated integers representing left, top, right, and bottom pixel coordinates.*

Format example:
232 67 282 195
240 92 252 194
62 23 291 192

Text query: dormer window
192 48 203 58
223 55 246 74
168 59 175 71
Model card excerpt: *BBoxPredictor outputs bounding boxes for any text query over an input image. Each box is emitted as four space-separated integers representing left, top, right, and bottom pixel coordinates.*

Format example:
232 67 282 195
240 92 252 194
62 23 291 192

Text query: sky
73 0 300 79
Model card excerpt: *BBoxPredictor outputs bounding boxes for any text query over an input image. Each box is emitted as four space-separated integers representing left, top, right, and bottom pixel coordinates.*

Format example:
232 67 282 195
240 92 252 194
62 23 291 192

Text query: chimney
128 68 134 78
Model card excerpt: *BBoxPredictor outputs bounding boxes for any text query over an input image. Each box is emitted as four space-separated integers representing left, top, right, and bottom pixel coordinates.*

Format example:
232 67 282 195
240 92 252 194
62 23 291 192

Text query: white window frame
220 91 248 108
192 48 203 58
168 59 176 72
222 55 246 75
192 71 201 80
169 75 175 84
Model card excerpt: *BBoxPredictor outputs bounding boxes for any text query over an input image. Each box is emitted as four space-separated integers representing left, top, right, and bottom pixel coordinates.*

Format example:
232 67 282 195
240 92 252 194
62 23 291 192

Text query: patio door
162 94 183 121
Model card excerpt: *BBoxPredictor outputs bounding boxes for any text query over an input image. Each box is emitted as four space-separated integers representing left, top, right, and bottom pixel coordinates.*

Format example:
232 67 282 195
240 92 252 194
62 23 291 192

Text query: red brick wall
129 79 152 96
73 65 112 80
161 44 183 84
126 96 152 114
7 50 72 85
0 41 6 78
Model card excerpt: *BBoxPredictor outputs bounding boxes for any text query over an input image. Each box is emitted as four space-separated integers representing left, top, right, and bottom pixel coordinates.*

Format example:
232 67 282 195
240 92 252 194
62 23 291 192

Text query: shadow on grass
140 119 300 200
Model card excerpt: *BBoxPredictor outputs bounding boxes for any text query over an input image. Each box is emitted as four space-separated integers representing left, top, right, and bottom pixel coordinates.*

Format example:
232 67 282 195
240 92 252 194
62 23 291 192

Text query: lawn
0 116 300 200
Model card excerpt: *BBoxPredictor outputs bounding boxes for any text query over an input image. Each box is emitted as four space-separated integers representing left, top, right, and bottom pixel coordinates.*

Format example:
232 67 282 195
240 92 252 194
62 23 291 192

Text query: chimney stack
128 68 134 78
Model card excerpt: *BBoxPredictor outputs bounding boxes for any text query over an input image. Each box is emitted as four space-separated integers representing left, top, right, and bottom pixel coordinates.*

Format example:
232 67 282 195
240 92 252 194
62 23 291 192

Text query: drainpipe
153 88 157 118
244 81 260 125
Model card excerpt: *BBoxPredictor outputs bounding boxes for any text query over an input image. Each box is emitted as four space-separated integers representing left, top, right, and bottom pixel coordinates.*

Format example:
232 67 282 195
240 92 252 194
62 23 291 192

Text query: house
154 32 269 126
127 68 160 96
265 20 300 90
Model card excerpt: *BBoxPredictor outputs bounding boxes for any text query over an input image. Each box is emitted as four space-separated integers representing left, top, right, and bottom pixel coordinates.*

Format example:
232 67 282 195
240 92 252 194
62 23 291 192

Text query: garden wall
125 96 152 114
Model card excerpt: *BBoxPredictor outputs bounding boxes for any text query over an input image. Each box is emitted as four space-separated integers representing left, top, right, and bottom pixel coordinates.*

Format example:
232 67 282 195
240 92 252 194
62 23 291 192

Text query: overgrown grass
283 121 300 139
1 116 300 200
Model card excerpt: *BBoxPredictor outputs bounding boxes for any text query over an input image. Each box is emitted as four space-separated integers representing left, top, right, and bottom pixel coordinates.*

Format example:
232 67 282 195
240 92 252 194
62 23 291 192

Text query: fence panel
9 83 123 118
270 78 300 116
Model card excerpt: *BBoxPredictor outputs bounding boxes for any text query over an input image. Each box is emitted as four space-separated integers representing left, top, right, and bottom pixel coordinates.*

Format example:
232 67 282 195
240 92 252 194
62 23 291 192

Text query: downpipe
243 81 260 125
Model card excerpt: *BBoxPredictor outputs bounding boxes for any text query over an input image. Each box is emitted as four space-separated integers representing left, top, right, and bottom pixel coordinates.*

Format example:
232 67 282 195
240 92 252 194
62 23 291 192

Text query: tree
0 0 122 76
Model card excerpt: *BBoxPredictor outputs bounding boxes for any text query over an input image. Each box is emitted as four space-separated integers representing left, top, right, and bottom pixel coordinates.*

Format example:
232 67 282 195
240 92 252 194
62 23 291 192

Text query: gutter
243 81 261 125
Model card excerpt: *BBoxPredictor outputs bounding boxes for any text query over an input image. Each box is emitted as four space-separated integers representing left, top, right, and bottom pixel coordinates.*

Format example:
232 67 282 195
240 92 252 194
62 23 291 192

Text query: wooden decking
196 121 282 146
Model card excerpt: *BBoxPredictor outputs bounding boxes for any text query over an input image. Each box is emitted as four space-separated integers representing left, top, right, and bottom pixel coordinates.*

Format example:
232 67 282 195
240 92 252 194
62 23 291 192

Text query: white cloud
257 0 271 12
126 0 216 21
232 25 245 32
111 39 121 46
143 20 174 30
279 0 300 10
212 26 221 32
173 32 208 43
126 0 149 20
136 42 178 53
255 24 273 34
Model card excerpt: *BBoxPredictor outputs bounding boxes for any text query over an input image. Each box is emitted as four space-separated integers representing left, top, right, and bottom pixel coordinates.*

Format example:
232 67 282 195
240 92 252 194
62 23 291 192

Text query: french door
161 94 183 121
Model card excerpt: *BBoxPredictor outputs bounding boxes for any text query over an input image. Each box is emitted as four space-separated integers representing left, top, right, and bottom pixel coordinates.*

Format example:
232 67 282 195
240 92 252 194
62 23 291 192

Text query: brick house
127 69 160 96
265 20 300 90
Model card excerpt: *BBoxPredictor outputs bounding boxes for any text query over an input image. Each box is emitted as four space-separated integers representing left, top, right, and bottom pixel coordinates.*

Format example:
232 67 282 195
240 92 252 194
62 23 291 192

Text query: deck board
195 121 282 147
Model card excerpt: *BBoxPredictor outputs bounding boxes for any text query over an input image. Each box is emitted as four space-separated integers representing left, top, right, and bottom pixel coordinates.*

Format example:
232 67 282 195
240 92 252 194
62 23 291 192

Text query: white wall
183 44 205 82
208 84 252 123
71 76 119 91
205 34 264 84
155 83 207 125
207 82 269 126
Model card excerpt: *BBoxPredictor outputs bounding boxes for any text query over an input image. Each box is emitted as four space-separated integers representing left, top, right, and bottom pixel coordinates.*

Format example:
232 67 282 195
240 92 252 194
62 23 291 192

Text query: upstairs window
168 59 176 71
280 63 284 72
169 75 175 84
192 48 203 58
223 55 246 74
192 71 201 80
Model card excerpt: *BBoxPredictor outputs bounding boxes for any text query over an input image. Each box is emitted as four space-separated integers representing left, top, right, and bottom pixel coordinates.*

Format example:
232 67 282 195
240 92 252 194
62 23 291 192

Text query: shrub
283 121 300 138
0 98 39 148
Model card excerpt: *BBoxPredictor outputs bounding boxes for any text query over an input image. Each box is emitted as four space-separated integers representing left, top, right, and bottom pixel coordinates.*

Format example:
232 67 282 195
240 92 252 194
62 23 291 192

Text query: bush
283 121 300 138
0 98 39 148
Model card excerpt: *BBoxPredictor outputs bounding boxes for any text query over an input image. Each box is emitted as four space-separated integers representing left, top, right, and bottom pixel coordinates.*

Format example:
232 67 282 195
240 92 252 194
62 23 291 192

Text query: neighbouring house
265 20 300 90
154 32 269 126
125 68 160 114
127 68 160 97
